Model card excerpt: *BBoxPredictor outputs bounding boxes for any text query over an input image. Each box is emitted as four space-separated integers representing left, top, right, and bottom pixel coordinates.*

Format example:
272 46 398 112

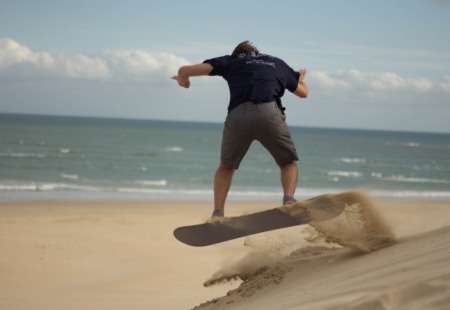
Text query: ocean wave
327 171 363 177
0 181 173 194
369 190 450 199
385 141 420 147
368 173 448 184
134 179 168 186
381 175 448 184
401 142 420 147
60 174 79 180
0 153 47 158
339 157 366 163
164 146 183 152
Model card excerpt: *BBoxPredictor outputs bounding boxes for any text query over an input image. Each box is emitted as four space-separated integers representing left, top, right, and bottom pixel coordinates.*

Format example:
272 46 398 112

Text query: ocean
1 113 449 202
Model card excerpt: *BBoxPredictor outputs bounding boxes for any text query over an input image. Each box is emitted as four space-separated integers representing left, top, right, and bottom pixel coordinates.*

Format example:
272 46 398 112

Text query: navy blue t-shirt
203 52 300 112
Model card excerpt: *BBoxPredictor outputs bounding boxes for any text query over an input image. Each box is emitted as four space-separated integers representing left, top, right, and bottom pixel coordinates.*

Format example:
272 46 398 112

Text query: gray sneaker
209 209 224 222
283 195 297 205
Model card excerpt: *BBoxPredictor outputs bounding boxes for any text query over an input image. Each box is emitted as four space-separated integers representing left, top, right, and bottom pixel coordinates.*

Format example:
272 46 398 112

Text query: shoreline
2 187 450 203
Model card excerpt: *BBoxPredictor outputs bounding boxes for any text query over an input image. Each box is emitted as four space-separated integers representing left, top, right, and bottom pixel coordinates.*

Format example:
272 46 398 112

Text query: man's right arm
171 63 213 88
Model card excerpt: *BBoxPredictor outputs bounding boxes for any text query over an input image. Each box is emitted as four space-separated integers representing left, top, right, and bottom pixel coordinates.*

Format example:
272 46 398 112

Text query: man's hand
171 75 191 88
299 68 307 82
293 68 308 98
171 63 213 89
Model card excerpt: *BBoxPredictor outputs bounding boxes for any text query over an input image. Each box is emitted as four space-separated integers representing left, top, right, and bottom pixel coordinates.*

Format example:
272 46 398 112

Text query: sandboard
174 191 362 247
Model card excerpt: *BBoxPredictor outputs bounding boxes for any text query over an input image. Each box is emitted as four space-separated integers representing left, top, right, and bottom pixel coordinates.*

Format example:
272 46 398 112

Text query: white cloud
310 69 435 93
58 54 109 79
311 71 350 88
0 38 447 111
104 50 189 80
0 38 190 81
0 38 54 68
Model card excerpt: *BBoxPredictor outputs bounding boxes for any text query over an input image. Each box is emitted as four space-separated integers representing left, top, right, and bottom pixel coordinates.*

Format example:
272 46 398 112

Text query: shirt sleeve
285 65 301 92
202 56 231 77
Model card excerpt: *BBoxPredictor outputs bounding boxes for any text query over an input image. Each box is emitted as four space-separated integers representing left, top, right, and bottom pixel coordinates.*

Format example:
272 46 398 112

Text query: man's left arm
171 63 213 88
293 69 308 98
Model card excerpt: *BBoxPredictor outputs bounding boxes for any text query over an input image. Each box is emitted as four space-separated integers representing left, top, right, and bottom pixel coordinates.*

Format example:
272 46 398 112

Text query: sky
1 0 449 133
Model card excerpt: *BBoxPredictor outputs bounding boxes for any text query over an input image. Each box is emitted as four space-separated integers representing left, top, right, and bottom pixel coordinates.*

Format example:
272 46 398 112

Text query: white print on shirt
245 59 276 68
238 52 276 68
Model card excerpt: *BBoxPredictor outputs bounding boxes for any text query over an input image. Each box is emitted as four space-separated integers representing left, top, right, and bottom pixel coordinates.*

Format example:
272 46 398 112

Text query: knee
219 161 236 171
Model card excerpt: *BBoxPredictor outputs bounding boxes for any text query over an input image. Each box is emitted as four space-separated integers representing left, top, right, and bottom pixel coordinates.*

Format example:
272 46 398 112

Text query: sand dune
196 226 450 310
196 197 450 310
1 197 449 310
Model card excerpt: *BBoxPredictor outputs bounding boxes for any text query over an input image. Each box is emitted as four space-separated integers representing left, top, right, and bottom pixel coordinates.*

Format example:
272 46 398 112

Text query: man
172 41 308 220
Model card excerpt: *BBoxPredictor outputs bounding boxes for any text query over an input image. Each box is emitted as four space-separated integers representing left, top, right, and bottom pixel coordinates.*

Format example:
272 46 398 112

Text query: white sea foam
383 175 449 184
339 157 366 163
135 179 168 186
60 174 79 180
1 181 450 201
164 146 183 152
368 172 448 184
386 141 421 148
0 153 47 158
401 142 420 147
369 190 450 199
0 183 40 191
327 171 363 177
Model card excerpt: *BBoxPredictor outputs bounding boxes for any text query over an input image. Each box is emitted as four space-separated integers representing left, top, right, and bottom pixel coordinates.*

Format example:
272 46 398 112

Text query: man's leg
213 161 235 214
281 161 298 203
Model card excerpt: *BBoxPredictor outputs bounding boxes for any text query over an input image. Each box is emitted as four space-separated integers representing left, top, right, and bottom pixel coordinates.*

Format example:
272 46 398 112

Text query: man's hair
232 41 260 56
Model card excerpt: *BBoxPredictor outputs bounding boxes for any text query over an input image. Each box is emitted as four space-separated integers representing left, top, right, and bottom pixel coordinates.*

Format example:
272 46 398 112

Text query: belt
240 100 274 105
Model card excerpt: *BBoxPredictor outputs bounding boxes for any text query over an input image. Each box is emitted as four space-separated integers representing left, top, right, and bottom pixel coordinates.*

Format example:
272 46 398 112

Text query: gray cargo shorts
221 100 299 169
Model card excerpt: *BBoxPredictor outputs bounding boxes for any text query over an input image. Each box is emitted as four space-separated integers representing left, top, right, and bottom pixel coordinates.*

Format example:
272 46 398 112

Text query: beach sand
1 196 450 309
